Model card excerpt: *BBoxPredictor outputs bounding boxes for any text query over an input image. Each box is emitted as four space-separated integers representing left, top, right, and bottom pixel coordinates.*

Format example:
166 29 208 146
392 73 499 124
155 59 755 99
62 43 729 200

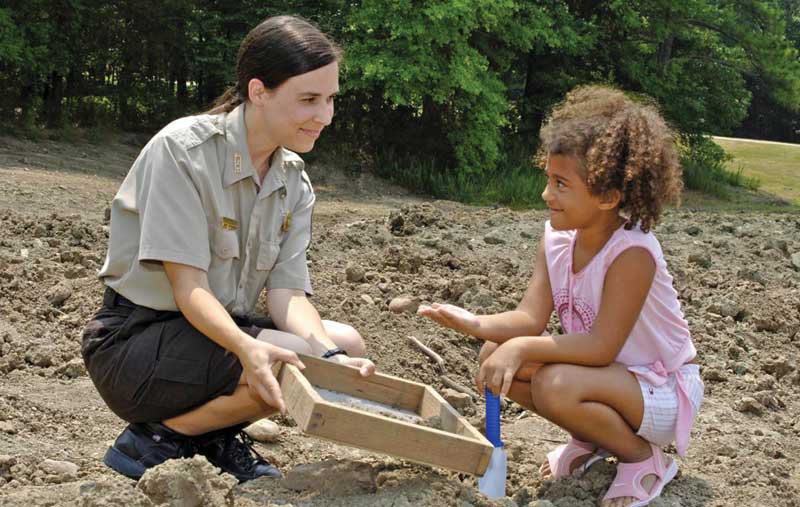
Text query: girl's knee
530 364 574 410
478 341 499 364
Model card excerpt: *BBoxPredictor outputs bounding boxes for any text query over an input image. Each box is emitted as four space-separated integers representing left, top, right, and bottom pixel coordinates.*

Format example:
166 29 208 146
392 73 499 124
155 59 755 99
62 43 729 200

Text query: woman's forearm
166 266 254 357
267 288 337 355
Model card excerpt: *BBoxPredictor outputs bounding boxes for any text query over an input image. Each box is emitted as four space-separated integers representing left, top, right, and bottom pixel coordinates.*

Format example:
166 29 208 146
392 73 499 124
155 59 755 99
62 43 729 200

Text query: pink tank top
543 221 698 455
543 220 695 370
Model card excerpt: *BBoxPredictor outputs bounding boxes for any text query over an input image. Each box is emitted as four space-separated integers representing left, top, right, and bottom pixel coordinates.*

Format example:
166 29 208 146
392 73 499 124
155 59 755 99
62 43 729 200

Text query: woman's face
256 61 339 153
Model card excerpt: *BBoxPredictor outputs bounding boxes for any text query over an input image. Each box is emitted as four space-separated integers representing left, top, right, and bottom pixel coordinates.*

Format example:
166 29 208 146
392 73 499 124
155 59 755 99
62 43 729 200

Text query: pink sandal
601 443 678 507
545 437 610 479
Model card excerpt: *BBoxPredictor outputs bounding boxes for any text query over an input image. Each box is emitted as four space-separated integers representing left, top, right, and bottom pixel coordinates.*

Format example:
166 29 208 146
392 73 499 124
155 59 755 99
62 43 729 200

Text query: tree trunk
522 50 554 138
656 35 675 70
18 80 37 129
45 72 65 128
176 52 189 111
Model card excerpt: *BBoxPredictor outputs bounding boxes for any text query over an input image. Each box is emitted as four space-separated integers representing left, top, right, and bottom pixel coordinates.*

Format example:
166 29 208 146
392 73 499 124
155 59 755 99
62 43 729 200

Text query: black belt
103 287 139 309
102 286 270 328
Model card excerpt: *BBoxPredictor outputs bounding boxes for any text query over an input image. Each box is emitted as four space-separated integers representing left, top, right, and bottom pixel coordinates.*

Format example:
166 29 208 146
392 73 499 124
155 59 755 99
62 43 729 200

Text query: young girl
419 85 704 507
82 16 374 483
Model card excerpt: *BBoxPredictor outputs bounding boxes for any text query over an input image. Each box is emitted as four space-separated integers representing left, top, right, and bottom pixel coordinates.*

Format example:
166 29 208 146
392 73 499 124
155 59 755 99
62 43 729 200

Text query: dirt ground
0 134 799 507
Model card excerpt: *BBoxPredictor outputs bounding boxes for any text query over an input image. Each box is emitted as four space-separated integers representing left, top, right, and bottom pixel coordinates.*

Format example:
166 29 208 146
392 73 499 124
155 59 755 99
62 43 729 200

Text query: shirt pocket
256 240 280 271
211 228 240 260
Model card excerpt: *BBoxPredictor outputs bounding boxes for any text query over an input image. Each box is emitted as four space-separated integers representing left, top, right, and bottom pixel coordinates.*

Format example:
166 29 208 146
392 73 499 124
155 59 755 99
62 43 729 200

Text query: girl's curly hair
538 85 682 232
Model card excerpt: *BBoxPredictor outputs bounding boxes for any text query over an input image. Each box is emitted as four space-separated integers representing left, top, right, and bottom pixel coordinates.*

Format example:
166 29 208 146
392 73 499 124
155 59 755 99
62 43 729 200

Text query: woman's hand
236 337 305 413
417 303 480 335
330 355 376 377
476 339 524 397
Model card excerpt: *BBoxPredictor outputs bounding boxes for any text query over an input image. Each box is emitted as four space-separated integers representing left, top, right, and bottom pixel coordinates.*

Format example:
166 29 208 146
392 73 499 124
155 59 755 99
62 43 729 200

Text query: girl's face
256 61 339 153
541 154 608 230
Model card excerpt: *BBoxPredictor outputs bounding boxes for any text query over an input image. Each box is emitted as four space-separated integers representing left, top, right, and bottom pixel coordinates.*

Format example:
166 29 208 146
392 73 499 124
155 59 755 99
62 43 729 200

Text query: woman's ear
598 189 622 210
247 78 267 105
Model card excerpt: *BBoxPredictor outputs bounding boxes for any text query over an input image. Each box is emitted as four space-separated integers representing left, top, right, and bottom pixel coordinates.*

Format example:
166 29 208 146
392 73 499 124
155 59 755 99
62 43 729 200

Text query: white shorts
635 364 704 446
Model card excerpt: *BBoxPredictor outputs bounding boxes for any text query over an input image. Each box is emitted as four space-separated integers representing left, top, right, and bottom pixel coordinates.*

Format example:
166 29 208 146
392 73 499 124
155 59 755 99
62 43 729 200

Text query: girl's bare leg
530 363 670 507
531 363 645 458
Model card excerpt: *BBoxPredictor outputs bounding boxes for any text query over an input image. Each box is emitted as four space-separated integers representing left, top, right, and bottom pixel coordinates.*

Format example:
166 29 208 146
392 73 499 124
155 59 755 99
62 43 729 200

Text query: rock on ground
244 419 281 443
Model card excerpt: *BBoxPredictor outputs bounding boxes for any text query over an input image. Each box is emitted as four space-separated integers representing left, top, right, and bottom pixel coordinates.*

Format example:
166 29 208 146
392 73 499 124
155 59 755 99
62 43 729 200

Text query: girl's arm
418 237 555 342
479 247 655 395
164 261 304 413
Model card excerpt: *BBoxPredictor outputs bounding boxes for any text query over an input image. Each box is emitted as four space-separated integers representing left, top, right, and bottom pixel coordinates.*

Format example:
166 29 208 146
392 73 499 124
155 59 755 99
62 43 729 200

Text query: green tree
342 0 587 175
736 0 800 142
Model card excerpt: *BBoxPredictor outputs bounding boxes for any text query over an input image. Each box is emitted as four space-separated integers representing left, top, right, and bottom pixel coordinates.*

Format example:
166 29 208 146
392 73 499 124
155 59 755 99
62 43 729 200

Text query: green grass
358 136 797 211
714 137 800 206
375 152 547 209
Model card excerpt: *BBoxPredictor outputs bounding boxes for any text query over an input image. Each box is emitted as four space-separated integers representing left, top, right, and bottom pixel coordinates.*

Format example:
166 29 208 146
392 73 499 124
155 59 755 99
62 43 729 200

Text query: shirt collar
222 103 257 188
222 103 289 195
261 147 288 197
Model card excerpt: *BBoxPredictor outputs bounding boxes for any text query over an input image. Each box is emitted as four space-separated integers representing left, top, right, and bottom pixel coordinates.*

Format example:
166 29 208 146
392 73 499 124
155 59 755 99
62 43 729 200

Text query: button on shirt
98 103 315 314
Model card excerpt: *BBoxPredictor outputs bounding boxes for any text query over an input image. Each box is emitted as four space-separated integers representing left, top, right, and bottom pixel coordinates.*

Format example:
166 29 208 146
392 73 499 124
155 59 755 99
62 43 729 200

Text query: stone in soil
761 356 795 380
792 251 800 270
442 388 473 410
45 281 73 306
735 396 764 416
39 458 79 483
388 296 419 314
346 264 367 283
244 418 280 443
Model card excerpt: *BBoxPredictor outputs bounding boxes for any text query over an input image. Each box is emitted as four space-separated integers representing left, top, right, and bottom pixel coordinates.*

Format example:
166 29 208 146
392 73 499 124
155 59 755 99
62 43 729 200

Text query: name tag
222 217 239 230
282 212 292 233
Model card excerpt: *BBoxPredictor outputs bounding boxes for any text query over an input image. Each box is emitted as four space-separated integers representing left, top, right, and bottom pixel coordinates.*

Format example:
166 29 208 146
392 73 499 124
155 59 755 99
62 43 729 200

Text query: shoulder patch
166 115 223 150
281 148 306 171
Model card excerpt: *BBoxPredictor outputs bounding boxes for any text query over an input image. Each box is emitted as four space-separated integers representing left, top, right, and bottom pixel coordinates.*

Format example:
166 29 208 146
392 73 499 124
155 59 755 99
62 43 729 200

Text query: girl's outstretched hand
417 303 480 336
476 339 523 397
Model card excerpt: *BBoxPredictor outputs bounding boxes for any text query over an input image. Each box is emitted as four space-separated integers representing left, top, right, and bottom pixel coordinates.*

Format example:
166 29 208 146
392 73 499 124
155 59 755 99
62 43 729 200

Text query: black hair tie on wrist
322 347 349 359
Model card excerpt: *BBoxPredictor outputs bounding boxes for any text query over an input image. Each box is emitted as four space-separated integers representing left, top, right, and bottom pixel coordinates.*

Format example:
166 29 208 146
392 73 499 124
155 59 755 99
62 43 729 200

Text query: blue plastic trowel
478 388 507 498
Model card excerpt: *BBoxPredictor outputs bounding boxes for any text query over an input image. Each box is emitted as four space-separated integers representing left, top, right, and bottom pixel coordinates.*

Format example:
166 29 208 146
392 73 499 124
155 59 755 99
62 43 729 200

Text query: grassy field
714 137 800 206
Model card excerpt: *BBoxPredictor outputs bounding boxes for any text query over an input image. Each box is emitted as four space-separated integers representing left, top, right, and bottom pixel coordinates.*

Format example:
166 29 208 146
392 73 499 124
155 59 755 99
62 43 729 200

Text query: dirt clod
282 459 378 495
137 456 237 507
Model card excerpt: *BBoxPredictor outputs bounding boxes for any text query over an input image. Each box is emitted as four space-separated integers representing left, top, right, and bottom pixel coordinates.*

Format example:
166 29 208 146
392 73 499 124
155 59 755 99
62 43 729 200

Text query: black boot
195 425 281 482
103 422 196 480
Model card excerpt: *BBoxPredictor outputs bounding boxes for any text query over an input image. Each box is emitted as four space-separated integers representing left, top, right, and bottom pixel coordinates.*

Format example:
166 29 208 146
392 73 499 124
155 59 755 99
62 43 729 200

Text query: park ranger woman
81 15 375 482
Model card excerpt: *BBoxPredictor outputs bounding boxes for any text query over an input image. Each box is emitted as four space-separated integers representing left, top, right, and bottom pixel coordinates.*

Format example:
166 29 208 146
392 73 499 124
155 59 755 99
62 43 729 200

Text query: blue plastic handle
484 387 503 447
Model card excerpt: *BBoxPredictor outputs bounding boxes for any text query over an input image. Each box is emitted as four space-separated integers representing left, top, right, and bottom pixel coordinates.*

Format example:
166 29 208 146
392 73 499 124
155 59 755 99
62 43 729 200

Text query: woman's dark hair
206 15 341 114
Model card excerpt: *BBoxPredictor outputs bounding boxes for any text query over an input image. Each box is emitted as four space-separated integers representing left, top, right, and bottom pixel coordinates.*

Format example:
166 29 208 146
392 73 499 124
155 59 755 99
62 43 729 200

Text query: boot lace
228 430 264 472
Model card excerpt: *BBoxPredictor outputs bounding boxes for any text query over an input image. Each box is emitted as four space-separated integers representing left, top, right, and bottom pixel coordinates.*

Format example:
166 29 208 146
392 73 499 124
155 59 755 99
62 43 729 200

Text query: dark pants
82 288 272 423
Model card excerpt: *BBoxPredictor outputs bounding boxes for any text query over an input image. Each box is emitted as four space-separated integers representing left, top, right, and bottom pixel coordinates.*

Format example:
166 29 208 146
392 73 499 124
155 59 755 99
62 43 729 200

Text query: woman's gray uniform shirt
98 103 314 314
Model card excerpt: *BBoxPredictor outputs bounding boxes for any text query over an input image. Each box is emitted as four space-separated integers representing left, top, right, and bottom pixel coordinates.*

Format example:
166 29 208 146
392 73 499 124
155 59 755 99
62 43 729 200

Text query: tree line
1 0 799 182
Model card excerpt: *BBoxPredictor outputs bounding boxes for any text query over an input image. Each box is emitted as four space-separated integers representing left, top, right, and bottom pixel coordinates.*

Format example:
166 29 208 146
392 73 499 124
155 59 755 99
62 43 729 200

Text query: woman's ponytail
205 85 244 115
